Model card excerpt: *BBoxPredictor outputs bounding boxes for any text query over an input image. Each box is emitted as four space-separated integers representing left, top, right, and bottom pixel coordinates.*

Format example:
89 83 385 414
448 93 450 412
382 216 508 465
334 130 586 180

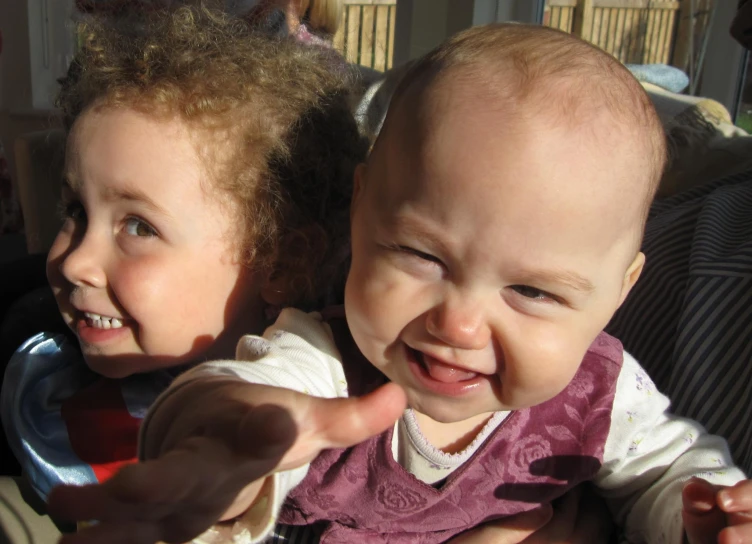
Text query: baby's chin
409 395 500 425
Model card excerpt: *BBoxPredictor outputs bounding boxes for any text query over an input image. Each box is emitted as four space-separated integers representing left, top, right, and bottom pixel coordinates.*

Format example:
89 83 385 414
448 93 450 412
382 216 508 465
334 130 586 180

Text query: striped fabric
271 524 321 543
607 170 752 475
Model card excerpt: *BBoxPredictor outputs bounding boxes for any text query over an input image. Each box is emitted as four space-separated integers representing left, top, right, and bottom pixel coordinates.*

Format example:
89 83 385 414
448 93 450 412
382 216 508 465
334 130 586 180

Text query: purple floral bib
280 324 623 543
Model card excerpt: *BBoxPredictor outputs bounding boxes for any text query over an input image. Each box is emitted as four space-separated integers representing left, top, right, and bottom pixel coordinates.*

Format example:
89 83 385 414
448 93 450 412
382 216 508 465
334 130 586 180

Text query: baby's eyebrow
521 269 595 293
391 216 451 253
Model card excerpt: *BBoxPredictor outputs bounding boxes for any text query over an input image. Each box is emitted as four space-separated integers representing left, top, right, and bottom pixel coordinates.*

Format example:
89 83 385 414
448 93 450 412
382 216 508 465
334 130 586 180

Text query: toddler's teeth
82 311 125 329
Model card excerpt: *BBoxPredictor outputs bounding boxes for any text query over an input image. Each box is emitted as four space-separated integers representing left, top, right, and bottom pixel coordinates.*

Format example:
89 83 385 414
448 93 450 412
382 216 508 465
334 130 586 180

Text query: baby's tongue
422 355 478 383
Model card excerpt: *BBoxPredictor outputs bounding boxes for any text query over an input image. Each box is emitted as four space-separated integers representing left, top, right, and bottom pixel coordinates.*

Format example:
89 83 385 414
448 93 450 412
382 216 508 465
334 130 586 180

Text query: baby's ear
351 163 367 219
617 252 646 307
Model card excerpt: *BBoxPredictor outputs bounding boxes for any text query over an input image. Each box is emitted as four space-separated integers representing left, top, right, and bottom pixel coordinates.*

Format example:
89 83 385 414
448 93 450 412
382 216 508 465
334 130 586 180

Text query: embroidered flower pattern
635 371 654 395
506 434 553 482
567 371 595 398
376 482 427 514
304 486 340 511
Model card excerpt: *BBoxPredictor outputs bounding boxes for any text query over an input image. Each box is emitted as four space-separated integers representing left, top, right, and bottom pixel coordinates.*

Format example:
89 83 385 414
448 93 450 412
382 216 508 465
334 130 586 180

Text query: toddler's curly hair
57 3 366 306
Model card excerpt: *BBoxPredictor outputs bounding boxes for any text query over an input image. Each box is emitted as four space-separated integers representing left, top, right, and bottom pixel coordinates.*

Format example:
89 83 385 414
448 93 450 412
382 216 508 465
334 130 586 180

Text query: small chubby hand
683 477 752 544
48 380 407 544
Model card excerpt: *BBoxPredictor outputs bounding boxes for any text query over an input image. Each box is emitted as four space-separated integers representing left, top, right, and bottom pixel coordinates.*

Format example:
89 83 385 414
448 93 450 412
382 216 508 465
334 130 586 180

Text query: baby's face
47 107 266 378
345 86 648 424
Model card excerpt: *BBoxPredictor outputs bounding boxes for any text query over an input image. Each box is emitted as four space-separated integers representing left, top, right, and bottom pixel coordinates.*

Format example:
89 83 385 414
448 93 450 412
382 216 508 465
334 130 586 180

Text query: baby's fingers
719 480 752 513
718 520 752 544
682 478 726 544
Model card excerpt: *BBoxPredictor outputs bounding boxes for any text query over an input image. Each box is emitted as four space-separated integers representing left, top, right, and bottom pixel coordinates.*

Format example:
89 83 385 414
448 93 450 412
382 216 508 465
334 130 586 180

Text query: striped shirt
607 170 752 475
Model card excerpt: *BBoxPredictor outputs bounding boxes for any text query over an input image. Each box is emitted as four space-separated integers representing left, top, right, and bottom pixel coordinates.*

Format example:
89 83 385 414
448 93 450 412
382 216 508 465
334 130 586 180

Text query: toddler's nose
57 231 107 289
426 297 490 350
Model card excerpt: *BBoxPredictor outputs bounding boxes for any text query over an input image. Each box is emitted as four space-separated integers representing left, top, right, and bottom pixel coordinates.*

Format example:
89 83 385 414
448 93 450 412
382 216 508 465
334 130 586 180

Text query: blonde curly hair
57 4 366 305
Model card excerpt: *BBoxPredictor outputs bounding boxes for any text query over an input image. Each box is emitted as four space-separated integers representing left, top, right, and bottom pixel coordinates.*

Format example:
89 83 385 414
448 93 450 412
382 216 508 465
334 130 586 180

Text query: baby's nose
426 298 491 350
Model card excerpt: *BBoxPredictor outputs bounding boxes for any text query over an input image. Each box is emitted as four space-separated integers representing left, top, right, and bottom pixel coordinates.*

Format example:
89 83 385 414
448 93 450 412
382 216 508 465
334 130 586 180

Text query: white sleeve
172 307 350 397
595 351 746 544
139 308 350 544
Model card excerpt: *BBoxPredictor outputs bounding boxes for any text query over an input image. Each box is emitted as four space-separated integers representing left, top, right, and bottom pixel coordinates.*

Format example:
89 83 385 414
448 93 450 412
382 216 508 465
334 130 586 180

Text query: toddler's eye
510 285 555 301
123 217 157 237
59 200 86 223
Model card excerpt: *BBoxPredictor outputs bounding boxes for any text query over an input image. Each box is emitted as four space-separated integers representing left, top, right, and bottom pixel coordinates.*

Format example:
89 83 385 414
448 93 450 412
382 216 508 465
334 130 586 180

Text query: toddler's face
345 88 647 424
47 107 266 378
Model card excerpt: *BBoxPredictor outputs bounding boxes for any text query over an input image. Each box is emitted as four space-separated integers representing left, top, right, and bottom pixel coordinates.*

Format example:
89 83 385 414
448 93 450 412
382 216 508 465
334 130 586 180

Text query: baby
0 1 367 521
49 23 752 544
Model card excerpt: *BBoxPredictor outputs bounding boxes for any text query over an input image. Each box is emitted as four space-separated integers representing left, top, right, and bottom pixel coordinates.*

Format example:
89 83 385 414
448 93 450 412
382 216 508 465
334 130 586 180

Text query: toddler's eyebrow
102 184 170 217
62 174 81 192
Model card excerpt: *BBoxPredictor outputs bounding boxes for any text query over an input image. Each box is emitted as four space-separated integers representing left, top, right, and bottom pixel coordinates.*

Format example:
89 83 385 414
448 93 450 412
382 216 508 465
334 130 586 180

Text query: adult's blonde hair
58 4 365 305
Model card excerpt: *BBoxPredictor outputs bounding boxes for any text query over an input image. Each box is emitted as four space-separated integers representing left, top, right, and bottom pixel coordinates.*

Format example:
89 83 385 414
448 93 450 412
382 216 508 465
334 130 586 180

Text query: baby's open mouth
84 312 124 330
412 349 479 383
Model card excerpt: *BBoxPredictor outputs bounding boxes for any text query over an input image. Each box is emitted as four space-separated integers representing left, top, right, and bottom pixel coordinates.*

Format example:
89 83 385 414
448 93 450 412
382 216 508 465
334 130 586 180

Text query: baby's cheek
507 332 584 401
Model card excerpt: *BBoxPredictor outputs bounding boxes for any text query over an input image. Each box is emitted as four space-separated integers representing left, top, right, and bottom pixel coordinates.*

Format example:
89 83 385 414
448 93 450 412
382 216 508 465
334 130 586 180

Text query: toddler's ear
617 252 645 307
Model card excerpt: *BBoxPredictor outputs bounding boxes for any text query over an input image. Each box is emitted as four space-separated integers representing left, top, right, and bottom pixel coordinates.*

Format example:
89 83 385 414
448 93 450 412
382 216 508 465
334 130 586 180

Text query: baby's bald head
374 24 666 248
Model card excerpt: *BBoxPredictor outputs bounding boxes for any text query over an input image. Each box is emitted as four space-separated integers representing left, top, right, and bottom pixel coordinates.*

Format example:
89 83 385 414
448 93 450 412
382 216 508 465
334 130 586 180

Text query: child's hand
47 380 407 544
683 477 752 544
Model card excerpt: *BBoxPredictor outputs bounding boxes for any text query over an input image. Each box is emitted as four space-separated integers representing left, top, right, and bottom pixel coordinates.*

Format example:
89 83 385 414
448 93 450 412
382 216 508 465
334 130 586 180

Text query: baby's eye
510 285 556 302
397 246 443 265
123 217 157 238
